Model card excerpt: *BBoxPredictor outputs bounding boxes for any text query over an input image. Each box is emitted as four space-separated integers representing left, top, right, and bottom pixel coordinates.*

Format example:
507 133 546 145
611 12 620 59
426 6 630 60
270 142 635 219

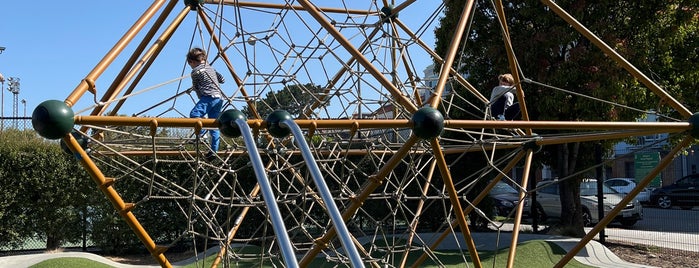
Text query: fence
0 117 31 131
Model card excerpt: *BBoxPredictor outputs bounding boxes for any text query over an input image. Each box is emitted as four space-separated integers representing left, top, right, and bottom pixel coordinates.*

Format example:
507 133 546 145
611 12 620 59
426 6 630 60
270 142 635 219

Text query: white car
604 178 651 203
534 179 643 227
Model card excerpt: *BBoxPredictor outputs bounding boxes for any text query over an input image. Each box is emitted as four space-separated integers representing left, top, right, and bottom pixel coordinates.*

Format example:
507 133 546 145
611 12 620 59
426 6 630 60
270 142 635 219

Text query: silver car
534 179 643 227
604 178 652 204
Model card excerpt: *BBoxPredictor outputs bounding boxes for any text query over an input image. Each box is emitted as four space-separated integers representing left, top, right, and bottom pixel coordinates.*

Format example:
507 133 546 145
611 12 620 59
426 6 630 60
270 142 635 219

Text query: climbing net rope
41 1 694 267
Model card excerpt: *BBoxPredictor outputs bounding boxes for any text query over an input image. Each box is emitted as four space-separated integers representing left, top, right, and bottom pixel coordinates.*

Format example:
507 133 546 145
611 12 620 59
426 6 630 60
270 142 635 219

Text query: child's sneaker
205 152 217 162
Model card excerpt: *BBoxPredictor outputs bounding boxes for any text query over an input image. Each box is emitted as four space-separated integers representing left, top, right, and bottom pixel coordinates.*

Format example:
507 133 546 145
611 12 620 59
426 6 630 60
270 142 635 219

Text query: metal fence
0 117 31 131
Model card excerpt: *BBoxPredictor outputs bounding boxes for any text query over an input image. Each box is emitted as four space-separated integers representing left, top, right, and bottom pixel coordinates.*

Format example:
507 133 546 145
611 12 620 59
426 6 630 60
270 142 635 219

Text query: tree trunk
555 143 585 237
46 235 61 251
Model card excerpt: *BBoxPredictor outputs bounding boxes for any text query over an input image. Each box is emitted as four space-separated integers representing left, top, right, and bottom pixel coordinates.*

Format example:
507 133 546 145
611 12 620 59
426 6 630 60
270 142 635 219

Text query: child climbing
187 47 225 160
489 73 515 120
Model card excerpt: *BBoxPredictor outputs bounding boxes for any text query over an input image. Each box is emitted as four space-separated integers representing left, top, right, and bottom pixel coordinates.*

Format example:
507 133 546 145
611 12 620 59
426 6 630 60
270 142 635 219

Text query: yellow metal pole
494 0 531 128
64 132 172 267
393 19 488 104
429 0 475 109
541 0 692 118
430 138 482 268
399 160 437 268
295 0 418 113
203 0 371 15
65 0 168 107
90 0 180 117
555 136 695 267
411 150 526 268
299 136 419 267
106 4 191 116
506 150 534 268
196 8 263 120
74 116 692 132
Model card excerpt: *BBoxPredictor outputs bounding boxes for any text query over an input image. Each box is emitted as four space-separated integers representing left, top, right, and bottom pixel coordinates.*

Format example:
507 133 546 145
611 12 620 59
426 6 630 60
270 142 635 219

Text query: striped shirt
191 63 224 98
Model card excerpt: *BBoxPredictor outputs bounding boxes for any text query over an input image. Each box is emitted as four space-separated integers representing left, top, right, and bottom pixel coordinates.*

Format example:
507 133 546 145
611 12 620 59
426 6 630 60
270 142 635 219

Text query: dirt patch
606 241 699 268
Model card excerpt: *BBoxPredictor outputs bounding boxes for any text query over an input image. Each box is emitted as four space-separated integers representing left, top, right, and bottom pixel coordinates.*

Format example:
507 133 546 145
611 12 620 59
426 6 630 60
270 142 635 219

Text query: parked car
489 181 530 218
604 178 652 204
534 179 643 227
650 174 699 209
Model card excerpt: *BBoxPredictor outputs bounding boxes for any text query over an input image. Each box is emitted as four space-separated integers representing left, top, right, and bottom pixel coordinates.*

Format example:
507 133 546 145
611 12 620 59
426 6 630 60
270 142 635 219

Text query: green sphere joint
218 109 247 138
380 5 398 22
60 131 89 155
32 100 75 140
184 0 204 10
266 110 292 138
689 112 699 139
412 106 444 139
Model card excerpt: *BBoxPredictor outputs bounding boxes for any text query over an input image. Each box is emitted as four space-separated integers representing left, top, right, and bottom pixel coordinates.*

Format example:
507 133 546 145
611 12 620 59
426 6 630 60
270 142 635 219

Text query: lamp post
21 99 26 129
0 46 4 131
0 72 4 131
7 77 19 128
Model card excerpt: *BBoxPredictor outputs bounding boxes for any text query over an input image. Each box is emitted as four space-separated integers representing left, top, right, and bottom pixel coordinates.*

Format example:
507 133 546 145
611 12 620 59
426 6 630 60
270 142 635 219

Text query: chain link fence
0 117 31 132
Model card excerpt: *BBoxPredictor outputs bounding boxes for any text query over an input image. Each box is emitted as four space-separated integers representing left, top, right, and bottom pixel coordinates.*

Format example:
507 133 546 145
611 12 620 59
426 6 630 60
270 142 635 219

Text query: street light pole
0 46 5 130
0 73 4 131
21 99 26 129
7 77 20 128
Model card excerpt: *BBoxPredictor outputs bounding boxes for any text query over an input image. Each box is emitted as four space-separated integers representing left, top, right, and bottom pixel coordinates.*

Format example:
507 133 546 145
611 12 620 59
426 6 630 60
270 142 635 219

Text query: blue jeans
190 96 222 152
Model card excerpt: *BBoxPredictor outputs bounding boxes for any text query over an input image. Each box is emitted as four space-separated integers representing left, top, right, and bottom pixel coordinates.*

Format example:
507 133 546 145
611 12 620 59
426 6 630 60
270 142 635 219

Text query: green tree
435 0 698 236
0 129 98 250
243 83 325 118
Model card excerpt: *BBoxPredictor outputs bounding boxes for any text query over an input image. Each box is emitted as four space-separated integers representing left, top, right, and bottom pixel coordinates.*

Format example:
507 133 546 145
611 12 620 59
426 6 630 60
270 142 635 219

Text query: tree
0 129 99 250
434 0 698 236
243 83 325 118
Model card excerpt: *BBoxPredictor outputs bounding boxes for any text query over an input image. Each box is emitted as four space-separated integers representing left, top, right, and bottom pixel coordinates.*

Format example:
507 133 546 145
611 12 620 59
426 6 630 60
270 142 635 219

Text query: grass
29 257 113 268
29 240 594 268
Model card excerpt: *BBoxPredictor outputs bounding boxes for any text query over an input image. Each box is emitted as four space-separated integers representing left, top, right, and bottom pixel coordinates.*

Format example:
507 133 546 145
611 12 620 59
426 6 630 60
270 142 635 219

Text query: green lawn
29 240 594 268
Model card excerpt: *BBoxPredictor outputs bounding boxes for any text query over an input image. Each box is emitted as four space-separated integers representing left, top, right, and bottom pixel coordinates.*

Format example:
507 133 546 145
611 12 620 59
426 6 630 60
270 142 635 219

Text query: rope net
56 1 688 267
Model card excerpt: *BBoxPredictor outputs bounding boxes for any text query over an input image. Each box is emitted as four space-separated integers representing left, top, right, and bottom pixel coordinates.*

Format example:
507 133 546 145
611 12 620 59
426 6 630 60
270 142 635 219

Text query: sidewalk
0 233 656 268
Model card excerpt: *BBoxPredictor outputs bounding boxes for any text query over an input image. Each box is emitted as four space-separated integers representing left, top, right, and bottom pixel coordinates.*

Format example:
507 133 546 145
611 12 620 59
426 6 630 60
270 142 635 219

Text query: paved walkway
0 233 656 268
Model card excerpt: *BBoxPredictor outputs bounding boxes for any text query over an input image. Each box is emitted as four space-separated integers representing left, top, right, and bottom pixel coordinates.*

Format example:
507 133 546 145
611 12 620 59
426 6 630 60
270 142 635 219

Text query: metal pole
236 118 298 268
1 78 4 131
282 118 365 268
595 143 605 244
21 99 26 130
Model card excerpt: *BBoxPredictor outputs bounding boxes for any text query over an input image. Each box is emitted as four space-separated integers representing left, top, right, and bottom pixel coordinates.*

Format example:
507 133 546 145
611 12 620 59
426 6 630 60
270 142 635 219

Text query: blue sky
0 1 440 119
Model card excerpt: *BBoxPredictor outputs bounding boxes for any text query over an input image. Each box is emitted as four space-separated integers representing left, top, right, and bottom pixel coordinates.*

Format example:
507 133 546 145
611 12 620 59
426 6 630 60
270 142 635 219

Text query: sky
0 1 440 119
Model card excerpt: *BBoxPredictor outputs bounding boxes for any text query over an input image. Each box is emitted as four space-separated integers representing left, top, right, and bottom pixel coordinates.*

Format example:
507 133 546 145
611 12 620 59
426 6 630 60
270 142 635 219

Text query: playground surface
0 233 656 268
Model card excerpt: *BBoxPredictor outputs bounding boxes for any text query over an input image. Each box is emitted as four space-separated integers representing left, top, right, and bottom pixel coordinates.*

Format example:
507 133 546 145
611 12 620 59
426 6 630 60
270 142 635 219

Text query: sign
634 152 661 188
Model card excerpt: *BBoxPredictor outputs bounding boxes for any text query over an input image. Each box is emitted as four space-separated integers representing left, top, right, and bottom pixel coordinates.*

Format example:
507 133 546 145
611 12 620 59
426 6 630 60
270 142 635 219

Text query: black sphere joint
184 0 204 10
380 5 398 22
32 100 75 140
689 112 699 140
218 109 247 138
266 110 292 138
412 107 444 139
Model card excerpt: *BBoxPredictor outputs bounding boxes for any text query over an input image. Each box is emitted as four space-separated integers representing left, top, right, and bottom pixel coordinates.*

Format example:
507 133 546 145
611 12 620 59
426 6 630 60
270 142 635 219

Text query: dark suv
650 174 699 209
